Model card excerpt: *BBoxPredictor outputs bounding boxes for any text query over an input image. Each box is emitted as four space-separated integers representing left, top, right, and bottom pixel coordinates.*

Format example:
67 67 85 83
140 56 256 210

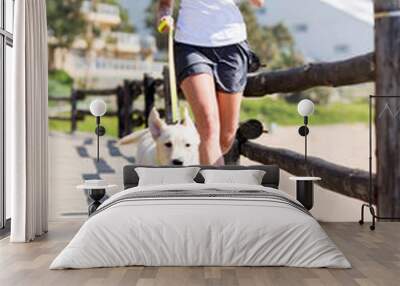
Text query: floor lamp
89 99 107 162
359 95 400 231
297 99 315 163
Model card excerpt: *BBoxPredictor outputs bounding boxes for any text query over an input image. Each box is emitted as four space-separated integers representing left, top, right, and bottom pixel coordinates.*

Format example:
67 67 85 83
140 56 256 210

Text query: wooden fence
49 52 376 204
49 67 173 138
227 52 376 204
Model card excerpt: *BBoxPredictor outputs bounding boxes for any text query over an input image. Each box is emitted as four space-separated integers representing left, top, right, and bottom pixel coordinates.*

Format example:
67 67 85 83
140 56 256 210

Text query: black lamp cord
96 116 100 162
304 116 308 164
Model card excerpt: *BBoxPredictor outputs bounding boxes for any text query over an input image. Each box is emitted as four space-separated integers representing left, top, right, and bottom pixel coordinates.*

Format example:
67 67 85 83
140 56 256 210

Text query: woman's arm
158 0 174 20
249 0 264 8
157 0 175 32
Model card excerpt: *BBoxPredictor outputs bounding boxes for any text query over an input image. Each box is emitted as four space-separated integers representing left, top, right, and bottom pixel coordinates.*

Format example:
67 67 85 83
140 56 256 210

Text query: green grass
241 98 369 126
48 77 72 97
48 69 73 108
49 115 121 138
49 98 370 137
48 69 73 98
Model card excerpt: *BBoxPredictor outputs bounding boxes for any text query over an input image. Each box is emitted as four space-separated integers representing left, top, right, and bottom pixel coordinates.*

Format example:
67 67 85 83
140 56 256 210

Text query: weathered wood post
224 140 241 165
163 66 173 124
131 80 144 129
70 90 78 133
374 1 400 217
116 81 134 138
224 119 265 165
116 86 124 138
143 73 156 127
123 80 134 136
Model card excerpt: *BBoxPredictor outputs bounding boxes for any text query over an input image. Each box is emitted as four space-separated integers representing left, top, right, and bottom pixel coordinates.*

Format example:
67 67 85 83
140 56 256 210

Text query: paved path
49 132 137 221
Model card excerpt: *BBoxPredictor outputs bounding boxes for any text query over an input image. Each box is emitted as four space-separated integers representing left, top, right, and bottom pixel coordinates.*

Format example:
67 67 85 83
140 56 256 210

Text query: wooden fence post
163 66 173 124
143 73 156 127
224 140 241 165
123 80 133 136
224 120 265 165
117 86 124 138
70 90 78 133
374 1 400 218
116 81 133 138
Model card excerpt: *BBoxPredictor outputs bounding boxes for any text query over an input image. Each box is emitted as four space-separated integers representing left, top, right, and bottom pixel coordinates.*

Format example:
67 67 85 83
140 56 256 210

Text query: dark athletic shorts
174 41 251 93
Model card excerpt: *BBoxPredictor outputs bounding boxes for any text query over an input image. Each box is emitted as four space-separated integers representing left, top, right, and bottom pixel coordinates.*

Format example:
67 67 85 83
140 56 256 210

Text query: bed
50 165 350 269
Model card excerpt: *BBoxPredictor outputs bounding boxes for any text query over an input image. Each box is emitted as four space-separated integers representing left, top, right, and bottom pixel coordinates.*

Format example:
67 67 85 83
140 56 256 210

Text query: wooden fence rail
225 122 375 204
244 52 374 97
49 53 375 136
241 141 374 203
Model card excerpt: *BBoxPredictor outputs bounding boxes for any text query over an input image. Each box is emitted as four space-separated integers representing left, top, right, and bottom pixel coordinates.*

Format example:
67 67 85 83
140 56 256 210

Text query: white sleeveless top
175 0 247 47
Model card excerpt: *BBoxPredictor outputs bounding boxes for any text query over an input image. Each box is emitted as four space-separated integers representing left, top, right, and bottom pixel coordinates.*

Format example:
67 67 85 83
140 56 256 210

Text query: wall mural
46 0 389 227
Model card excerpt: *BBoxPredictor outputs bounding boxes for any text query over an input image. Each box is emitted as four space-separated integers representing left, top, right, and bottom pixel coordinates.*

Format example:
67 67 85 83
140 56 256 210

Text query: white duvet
50 183 351 269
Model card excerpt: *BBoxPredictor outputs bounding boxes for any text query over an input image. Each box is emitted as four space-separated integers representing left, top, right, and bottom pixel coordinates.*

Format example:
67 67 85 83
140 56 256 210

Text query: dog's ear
183 107 196 130
149 108 166 139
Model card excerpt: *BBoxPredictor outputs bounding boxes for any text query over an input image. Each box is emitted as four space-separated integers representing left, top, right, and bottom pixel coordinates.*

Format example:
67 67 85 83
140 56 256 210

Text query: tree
239 3 303 70
47 0 85 49
239 4 333 102
47 0 135 49
47 0 86 70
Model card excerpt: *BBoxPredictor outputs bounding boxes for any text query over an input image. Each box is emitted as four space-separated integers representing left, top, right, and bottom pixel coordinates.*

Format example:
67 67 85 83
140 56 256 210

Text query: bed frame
123 165 280 189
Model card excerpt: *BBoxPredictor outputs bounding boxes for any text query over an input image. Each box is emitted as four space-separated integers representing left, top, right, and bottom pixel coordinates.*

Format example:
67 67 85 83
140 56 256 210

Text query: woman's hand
249 0 264 8
158 15 174 33
158 0 174 32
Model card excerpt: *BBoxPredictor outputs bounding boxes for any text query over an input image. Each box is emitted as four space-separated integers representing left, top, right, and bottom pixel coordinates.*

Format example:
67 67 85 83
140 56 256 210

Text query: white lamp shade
90 99 107 117
297 99 315 117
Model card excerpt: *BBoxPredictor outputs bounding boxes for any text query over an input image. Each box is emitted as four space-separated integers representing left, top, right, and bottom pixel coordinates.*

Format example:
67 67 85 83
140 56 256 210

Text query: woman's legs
217 91 242 155
181 73 224 165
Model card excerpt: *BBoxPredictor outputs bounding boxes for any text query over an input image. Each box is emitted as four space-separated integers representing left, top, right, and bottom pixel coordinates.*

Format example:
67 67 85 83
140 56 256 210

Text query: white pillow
135 167 200 186
200 169 266 185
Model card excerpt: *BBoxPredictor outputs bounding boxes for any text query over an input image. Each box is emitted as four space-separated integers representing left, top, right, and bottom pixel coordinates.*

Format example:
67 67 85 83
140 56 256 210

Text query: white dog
118 108 200 166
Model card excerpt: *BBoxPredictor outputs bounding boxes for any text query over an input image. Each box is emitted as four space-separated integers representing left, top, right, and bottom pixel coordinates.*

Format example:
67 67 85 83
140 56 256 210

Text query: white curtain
7 0 49 242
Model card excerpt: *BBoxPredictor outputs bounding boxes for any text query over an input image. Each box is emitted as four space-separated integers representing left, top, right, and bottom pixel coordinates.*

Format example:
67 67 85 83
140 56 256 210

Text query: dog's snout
172 159 184 166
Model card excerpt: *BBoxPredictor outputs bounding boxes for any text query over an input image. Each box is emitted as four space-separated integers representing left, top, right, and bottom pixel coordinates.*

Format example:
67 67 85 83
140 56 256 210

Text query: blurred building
52 1 163 87
256 0 373 62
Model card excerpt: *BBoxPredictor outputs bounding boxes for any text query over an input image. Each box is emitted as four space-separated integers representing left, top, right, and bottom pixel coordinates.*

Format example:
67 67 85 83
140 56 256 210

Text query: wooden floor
0 222 399 286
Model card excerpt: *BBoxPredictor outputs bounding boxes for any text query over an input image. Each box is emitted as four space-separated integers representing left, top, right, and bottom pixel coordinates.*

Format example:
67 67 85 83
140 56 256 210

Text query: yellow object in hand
158 17 172 33
158 20 168 33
